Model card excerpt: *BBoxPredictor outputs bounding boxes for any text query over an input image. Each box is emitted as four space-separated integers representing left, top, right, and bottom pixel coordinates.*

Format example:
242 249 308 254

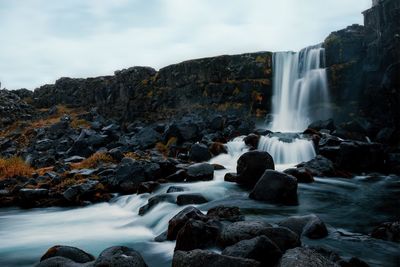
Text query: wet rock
278 214 328 239
36 256 82 267
236 150 275 186
18 188 49 202
139 194 176 215
371 221 400 242
224 172 238 182
222 235 282 267
64 156 86 163
189 143 211 162
308 119 335 132
134 127 162 149
186 163 214 181
278 247 339 267
206 206 244 222
172 249 261 267
40 245 95 263
176 193 208 206
218 220 272 247
249 170 298 205
167 206 207 240
137 181 159 194
175 219 221 251
244 134 260 150
297 155 336 177
63 180 99 202
165 169 188 182
94 246 148 267
167 186 187 193
283 168 314 183
209 142 227 156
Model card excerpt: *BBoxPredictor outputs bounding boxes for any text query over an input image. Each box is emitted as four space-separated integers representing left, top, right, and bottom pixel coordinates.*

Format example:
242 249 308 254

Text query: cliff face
32 52 273 122
324 0 400 130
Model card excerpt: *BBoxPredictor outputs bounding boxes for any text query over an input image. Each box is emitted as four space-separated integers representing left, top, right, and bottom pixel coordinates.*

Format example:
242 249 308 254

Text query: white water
258 135 316 165
268 44 330 133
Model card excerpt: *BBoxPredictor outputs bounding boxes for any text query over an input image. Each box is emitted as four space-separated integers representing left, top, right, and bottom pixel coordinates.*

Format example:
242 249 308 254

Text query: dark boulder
175 219 221 251
308 119 335 132
209 115 225 131
94 246 148 267
371 221 400 242
222 235 282 267
172 249 261 267
278 214 328 239
244 134 260 150
167 186 187 193
134 127 162 149
18 188 49 203
189 143 211 162
297 155 336 177
218 221 272 247
167 206 207 240
137 181 159 194
206 206 244 222
176 193 208 206
40 245 95 263
186 163 214 181
278 247 339 267
139 194 176 215
283 168 314 183
35 256 82 267
236 150 275 186
249 170 298 205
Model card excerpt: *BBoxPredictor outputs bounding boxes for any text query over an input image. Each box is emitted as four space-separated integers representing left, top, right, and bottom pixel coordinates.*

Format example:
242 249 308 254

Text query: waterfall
268 44 330 132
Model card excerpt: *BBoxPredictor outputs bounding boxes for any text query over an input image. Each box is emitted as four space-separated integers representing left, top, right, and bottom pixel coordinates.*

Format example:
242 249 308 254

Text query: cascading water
258 44 330 165
268 44 330 132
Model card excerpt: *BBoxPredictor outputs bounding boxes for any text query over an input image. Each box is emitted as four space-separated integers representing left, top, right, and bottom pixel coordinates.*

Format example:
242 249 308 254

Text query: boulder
189 143 212 162
308 119 335 132
172 249 261 267
134 127 162 149
278 247 339 267
249 170 298 205
94 246 148 267
139 194 176 215
186 163 214 181
167 186 187 193
62 180 99 202
297 156 336 177
283 168 314 183
176 193 208 206
218 221 269 247
167 206 207 240
371 221 400 242
236 151 275 186
222 235 282 267
35 256 82 267
175 219 221 251
40 245 95 263
278 214 328 239
18 188 49 201
244 134 260 150
206 206 244 222
137 181 159 194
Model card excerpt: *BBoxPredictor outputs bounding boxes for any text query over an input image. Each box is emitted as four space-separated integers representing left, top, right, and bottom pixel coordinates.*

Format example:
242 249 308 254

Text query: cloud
0 0 371 90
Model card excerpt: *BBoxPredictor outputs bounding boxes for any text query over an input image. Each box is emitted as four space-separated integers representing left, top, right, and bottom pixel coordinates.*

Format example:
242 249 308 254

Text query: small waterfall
258 135 316 165
268 44 330 132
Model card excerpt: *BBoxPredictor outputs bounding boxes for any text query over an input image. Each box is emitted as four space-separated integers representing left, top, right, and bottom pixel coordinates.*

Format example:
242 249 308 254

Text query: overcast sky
0 0 371 90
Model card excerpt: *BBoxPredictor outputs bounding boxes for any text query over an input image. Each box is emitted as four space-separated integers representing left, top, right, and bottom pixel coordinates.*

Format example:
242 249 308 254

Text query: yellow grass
0 157 34 179
71 152 115 169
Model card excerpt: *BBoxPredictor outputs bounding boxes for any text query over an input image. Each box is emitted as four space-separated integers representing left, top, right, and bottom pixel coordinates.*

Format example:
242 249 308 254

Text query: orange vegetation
71 152 115 169
0 157 34 179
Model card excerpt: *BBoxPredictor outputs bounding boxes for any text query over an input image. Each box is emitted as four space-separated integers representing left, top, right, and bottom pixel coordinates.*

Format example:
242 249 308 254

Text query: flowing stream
0 139 399 267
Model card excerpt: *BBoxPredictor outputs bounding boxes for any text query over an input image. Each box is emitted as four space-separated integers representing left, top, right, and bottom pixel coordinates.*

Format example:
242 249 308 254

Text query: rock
40 245 95 263
222 235 282 267
297 155 336 177
209 115 224 131
249 170 298 205
167 206 207 240
94 246 148 267
236 150 275 186
134 127 162 149
308 119 335 132
166 169 188 182
167 186 187 193
139 194 176 215
278 247 339 267
186 163 214 181
64 156 86 163
283 168 314 183
209 142 227 156
63 180 99 202
218 221 272 247
244 134 260 150
172 249 261 267
176 193 208 206
18 188 49 201
175 219 221 251
137 181 159 194
336 141 384 173
278 214 328 239
206 206 244 222
36 256 82 267
370 221 400 242
339 257 370 267
224 172 238 182
189 143 212 162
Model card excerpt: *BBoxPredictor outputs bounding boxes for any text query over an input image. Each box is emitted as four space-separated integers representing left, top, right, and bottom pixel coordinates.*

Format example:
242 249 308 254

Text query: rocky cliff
324 0 400 135
32 52 273 122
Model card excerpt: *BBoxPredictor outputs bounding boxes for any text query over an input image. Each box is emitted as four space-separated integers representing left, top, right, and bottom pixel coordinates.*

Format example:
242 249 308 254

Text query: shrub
0 157 34 179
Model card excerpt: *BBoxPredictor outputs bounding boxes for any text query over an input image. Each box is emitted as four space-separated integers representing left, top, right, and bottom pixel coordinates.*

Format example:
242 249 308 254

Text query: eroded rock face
0 89 33 129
